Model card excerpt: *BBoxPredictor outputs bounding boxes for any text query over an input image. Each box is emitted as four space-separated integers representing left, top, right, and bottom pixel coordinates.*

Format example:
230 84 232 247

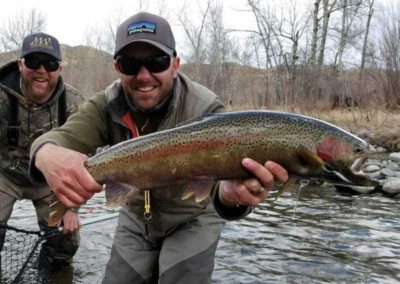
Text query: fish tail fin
104 180 140 207
48 199 69 227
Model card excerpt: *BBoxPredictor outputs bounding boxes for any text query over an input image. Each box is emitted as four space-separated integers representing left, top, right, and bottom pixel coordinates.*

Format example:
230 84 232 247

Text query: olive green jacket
29 73 250 234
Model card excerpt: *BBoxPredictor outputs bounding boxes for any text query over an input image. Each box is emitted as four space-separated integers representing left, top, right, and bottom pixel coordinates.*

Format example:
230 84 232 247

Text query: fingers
38 145 102 207
219 180 267 208
61 211 81 234
219 159 289 208
265 160 289 183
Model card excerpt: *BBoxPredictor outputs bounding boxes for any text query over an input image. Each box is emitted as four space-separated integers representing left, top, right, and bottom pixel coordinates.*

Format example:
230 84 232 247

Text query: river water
5 184 400 284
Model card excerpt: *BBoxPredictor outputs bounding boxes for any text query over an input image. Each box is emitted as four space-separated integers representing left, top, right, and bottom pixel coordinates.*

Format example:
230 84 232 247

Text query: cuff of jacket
212 182 252 220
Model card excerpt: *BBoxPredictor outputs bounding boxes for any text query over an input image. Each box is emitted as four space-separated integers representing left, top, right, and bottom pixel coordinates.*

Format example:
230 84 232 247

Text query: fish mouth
350 157 366 173
322 158 380 192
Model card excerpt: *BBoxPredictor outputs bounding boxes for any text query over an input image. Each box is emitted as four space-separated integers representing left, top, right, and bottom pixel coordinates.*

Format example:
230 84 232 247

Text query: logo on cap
127 21 156 36
30 36 54 50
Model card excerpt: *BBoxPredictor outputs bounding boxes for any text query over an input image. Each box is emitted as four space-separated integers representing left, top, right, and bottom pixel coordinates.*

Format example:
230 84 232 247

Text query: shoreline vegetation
1 48 398 151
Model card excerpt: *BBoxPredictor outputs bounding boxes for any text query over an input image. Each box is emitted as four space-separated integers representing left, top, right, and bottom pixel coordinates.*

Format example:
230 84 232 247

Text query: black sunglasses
116 54 171 75
23 55 60 72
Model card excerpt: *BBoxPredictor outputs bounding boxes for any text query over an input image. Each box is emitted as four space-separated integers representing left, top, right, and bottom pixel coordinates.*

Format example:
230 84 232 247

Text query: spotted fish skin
48 111 378 226
86 110 375 186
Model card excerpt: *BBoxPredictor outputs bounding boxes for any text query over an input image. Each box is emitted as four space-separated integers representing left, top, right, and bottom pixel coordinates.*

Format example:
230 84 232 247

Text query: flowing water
7 184 400 284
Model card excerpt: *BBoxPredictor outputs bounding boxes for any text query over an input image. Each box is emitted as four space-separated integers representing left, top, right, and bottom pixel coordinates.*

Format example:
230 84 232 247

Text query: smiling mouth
137 86 154 92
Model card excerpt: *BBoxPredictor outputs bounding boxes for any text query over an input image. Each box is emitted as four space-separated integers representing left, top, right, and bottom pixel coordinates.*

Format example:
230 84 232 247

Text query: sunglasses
23 55 60 72
116 54 171 75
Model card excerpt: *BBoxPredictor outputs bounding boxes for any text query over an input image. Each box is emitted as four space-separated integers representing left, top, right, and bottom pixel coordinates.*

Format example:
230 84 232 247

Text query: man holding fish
28 12 288 283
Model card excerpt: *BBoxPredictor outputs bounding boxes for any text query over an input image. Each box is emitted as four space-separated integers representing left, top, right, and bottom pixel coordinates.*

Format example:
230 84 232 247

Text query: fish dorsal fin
104 180 140 208
181 178 214 202
297 145 324 168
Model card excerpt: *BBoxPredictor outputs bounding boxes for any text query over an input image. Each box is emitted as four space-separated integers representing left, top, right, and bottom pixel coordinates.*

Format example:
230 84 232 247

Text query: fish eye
354 147 363 154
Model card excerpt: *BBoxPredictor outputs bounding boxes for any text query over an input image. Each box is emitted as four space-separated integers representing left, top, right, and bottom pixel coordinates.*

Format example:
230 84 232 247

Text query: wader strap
7 95 19 147
57 88 67 126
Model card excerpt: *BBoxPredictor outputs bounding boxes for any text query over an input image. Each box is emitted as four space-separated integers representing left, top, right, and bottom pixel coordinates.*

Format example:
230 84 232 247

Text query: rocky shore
364 152 400 197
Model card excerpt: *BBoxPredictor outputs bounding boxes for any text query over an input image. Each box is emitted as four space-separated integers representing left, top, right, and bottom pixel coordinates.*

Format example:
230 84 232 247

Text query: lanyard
122 111 153 239
143 189 152 239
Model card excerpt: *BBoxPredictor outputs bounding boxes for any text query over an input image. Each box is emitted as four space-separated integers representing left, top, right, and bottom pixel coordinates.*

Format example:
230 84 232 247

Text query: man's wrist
213 183 251 220
69 207 79 213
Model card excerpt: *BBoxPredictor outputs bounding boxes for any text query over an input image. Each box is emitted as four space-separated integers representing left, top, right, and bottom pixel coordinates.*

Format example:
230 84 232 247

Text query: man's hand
219 158 288 208
61 210 81 234
35 143 102 207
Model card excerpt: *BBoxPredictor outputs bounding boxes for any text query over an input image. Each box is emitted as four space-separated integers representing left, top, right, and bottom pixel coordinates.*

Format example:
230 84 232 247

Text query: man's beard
20 77 57 104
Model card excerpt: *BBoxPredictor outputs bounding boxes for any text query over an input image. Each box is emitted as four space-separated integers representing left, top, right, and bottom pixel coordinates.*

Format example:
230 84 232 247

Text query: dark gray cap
21 32 61 61
114 12 176 58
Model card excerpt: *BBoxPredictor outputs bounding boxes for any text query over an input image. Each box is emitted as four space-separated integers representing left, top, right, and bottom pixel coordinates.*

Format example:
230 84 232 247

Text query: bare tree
85 18 119 55
335 0 363 70
246 0 311 106
318 0 338 67
360 0 374 76
177 0 211 64
310 0 322 66
379 1 400 108
0 9 46 52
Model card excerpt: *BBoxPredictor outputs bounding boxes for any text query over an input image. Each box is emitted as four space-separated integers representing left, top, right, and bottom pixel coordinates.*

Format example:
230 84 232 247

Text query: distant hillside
0 45 118 97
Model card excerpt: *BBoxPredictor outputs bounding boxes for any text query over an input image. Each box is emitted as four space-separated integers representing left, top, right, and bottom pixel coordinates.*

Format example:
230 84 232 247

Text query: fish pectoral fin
181 187 195 200
296 145 324 168
181 179 214 202
276 176 297 200
104 180 140 208
48 199 69 227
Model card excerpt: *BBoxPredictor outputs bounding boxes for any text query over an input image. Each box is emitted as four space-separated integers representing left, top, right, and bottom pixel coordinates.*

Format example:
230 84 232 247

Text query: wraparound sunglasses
115 54 171 75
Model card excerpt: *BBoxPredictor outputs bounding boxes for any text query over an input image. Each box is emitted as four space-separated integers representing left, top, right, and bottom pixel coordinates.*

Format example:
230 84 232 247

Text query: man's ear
114 61 120 73
17 59 24 72
172 56 180 78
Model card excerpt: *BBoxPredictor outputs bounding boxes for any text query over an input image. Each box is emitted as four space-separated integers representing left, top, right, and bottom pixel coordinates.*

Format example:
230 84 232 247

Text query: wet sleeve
212 182 252 220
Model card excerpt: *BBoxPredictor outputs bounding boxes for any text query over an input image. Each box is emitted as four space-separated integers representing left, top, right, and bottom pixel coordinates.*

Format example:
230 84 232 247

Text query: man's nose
36 64 47 73
136 65 152 79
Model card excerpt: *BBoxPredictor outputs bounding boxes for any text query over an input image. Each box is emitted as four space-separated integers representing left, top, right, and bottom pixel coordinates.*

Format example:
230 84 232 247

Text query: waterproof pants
102 208 224 284
0 175 80 266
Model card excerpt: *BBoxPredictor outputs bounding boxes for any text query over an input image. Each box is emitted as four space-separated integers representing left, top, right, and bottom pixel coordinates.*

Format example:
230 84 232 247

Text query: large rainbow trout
49 111 378 226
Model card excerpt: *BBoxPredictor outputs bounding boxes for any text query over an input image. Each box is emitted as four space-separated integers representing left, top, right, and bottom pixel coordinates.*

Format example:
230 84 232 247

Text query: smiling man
29 13 288 283
0 32 84 267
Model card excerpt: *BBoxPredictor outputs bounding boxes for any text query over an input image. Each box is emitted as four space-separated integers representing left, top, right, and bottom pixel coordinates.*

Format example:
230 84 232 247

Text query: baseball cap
21 32 61 61
114 12 176 58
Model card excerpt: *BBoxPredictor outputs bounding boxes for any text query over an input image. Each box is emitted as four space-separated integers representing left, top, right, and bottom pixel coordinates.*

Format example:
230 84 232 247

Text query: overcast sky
0 0 257 47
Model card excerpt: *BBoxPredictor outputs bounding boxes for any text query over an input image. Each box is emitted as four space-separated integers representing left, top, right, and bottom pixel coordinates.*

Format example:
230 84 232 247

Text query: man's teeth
138 86 153 92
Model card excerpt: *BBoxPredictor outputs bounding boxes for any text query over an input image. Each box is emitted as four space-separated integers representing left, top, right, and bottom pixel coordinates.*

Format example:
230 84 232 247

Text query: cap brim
114 39 174 58
21 48 61 61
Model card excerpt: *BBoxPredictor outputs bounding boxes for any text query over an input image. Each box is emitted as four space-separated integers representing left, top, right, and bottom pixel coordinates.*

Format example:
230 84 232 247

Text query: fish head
315 133 379 189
